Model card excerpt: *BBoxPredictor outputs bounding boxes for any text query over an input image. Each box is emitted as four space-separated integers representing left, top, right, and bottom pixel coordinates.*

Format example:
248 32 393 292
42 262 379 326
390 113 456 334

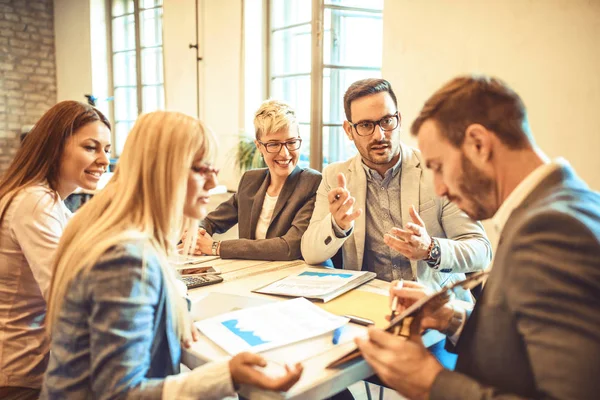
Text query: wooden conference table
179 257 443 400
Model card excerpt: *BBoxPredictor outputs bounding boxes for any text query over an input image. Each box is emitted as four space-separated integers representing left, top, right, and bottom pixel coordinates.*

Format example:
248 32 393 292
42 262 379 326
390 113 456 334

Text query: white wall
382 0 600 192
163 0 198 118
54 0 93 102
200 0 244 190
163 0 246 190
382 0 600 249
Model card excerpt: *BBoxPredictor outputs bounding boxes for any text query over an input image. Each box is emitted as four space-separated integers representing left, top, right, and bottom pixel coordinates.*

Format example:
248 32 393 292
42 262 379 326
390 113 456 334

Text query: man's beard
364 139 398 165
451 155 495 220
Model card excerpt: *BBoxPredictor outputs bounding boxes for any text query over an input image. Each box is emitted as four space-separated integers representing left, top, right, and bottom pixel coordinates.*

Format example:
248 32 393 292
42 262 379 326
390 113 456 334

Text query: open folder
252 267 376 302
326 270 490 368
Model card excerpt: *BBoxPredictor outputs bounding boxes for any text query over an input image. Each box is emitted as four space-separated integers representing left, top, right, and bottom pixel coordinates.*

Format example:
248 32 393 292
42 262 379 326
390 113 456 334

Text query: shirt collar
491 158 568 235
361 153 403 181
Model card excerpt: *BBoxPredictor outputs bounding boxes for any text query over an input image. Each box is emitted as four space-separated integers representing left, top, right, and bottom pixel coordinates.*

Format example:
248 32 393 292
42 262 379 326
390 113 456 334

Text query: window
110 0 165 155
269 0 383 170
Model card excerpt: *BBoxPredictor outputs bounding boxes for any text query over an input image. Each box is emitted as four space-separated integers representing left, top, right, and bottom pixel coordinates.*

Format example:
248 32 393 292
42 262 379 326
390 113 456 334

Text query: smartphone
343 314 375 326
179 266 221 275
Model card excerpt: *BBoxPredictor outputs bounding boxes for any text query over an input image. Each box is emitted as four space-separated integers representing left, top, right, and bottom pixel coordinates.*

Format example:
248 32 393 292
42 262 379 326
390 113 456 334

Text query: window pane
271 75 311 123
141 0 163 9
112 0 133 17
271 24 311 76
140 7 162 47
114 87 138 121
112 15 136 52
142 85 164 113
323 67 381 123
324 0 383 10
141 47 163 84
271 0 311 29
324 8 382 68
322 125 357 166
113 50 137 86
115 121 136 156
296 123 310 169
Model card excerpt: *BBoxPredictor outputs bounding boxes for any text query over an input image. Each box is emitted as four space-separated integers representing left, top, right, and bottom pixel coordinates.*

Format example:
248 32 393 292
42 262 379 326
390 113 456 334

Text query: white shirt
0 184 72 388
255 193 278 240
491 158 566 239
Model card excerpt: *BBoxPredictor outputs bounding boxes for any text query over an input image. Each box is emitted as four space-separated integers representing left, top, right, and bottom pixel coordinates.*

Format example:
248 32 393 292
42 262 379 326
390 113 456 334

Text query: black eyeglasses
348 112 400 136
258 138 302 153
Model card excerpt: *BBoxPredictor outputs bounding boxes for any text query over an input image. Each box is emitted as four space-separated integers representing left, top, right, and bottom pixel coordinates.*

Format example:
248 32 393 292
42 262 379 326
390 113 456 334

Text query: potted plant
236 134 266 173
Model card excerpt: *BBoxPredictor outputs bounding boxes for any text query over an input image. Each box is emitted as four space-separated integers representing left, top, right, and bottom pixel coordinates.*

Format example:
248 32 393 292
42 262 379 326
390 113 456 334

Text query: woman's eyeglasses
194 164 219 177
258 138 302 153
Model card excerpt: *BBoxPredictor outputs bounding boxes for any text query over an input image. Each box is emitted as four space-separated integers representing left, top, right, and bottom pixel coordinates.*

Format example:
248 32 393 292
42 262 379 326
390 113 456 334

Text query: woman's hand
182 324 201 349
229 353 303 392
177 228 213 255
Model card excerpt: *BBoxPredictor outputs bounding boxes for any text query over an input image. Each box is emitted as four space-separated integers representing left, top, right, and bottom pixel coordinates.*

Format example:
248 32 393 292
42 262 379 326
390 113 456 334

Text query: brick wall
0 0 56 176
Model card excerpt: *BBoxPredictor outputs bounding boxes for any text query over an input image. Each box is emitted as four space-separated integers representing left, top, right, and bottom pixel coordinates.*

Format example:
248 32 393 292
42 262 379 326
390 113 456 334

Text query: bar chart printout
195 298 349 354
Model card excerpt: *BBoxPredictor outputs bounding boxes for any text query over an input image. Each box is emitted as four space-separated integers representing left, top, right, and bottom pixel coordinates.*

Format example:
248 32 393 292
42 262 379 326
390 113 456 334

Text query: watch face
431 244 441 259
429 239 441 260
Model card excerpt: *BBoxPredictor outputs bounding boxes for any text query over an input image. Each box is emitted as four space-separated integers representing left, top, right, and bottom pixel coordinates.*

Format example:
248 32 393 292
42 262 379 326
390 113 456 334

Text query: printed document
195 297 348 355
253 268 376 302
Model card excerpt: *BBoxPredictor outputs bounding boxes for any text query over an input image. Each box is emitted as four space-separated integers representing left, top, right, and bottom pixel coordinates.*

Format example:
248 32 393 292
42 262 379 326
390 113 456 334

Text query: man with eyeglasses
301 78 492 310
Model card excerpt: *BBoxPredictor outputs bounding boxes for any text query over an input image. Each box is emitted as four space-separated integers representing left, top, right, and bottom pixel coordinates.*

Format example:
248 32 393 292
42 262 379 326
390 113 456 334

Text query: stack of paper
195 297 348 355
252 267 377 302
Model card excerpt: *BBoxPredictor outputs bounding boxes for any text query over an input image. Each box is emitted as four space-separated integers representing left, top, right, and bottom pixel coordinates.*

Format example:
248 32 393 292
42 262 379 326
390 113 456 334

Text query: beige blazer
201 166 322 261
301 145 491 299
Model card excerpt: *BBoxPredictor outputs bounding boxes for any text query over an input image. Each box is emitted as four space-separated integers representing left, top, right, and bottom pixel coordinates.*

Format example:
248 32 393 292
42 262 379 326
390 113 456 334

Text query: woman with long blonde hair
0 101 111 399
42 111 302 399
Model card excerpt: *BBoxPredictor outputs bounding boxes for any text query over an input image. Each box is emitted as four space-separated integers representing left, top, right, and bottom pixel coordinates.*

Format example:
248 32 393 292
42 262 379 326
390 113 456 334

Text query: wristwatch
211 241 220 256
426 238 441 268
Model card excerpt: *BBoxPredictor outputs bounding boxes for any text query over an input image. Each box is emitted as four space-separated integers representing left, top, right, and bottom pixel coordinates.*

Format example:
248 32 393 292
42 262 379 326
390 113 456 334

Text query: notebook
252 267 377 303
326 270 490 368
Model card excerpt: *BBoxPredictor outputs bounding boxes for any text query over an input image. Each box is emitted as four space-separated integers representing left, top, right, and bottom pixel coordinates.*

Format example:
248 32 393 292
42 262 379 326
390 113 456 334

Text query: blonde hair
253 99 297 140
47 111 214 341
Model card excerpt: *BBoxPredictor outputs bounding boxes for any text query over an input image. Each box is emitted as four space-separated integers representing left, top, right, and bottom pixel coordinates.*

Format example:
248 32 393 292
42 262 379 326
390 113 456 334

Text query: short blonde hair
253 99 297 140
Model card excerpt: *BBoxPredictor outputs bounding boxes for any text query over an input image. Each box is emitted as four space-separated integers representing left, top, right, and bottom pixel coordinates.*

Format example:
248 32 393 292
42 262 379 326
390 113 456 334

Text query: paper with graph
195 297 348 355
253 267 377 302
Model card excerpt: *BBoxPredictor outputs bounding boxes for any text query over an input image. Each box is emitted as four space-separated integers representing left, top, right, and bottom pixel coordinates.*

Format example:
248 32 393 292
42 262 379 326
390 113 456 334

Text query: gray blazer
431 164 600 400
301 145 492 301
201 166 322 261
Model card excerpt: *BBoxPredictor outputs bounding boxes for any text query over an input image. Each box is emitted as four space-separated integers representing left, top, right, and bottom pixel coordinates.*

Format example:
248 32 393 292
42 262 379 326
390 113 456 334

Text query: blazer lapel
349 154 367 269
269 166 302 230
399 145 422 276
249 171 270 239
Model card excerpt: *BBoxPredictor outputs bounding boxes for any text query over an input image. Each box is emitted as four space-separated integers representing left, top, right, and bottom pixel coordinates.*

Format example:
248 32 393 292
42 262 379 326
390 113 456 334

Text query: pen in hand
390 279 404 321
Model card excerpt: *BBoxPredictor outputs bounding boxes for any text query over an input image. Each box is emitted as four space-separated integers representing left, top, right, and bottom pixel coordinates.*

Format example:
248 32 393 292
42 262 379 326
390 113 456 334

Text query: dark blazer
431 164 600 400
201 166 322 261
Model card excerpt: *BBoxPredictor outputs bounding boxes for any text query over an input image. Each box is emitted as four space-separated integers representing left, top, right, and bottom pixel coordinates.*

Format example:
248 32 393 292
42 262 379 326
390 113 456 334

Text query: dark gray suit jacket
201 166 322 261
431 164 600 400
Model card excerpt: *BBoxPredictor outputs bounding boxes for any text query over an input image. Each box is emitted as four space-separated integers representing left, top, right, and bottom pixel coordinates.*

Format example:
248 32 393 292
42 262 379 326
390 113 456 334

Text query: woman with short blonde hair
42 111 301 399
197 99 322 261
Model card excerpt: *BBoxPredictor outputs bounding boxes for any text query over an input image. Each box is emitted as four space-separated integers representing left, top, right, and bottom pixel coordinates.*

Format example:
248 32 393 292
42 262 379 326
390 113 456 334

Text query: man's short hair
410 75 533 149
343 78 398 122
253 99 297 140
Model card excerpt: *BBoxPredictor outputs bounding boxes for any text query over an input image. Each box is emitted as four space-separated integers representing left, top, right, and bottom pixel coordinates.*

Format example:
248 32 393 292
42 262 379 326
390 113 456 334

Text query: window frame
267 0 383 170
107 0 165 157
